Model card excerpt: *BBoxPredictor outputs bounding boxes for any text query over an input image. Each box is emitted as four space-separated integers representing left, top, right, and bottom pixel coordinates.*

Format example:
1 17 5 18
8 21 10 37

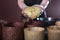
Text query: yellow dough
24 6 42 19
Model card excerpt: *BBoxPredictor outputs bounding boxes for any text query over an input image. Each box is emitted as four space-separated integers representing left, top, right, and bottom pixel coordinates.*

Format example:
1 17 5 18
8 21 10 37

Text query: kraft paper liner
47 27 60 40
24 27 44 40
2 26 24 40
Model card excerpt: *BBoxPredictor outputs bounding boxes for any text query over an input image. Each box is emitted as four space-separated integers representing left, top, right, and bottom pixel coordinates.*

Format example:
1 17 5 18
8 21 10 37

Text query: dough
48 25 60 30
55 21 60 26
24 6 42 19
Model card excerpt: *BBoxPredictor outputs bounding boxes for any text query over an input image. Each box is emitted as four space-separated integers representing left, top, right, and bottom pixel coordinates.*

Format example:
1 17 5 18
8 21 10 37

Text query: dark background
0 0 60 22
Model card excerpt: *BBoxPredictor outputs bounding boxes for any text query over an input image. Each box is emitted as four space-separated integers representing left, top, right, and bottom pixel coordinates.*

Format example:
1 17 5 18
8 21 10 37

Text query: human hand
21 9 28 17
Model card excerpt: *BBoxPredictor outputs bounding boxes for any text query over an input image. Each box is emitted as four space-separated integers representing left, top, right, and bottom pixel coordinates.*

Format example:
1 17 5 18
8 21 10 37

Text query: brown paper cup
24 27 44 40
47 26 60 40
2 27 24 40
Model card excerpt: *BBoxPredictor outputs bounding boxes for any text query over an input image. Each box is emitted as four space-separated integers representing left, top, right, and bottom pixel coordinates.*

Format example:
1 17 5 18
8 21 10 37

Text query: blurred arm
39 0 50 10
18 0 28 9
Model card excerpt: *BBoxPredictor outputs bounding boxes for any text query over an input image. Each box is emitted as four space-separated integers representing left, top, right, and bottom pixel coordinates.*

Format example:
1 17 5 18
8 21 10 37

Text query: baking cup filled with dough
24 6 42 19
47 25 60 40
